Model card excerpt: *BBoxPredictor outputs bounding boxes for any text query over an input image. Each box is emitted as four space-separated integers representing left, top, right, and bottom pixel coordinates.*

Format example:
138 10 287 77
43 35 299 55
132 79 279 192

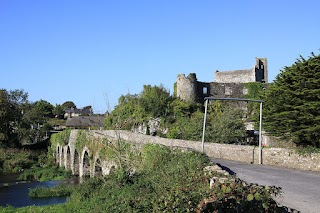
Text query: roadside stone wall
103 130 320 172
260 148 320 171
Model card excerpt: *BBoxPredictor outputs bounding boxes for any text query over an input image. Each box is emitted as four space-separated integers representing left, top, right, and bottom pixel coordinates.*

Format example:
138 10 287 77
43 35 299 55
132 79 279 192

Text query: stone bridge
55 130 121 178
54 130 320 177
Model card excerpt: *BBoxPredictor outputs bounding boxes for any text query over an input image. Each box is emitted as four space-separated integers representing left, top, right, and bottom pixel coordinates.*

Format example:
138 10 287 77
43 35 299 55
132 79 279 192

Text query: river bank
0 146 75 209
0 174 64 207
0 173 79 208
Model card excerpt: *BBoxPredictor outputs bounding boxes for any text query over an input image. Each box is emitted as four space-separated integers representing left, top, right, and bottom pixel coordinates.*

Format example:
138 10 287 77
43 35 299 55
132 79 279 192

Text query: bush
29 184 74 198
2 144 292 212
0 148 44 173
18 166 72 182
206 107 246 144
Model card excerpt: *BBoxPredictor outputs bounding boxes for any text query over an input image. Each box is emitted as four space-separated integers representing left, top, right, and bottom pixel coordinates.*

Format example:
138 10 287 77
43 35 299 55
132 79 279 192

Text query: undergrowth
0 148 45 173
29 184 74 198
295 146 320 157
18 166 72 182
0 144 292 212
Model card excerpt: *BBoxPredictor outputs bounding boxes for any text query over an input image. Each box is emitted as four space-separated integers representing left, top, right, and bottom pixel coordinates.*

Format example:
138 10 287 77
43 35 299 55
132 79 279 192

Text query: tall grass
0 144 291 212
29 185 74 198
18 166 72 182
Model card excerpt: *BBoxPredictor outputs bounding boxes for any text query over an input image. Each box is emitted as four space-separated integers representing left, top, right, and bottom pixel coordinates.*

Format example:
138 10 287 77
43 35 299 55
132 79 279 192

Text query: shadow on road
216 163 236 176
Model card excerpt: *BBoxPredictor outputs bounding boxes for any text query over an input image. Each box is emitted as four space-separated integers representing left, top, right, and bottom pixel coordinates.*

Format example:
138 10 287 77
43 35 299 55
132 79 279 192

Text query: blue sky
1 0 319 113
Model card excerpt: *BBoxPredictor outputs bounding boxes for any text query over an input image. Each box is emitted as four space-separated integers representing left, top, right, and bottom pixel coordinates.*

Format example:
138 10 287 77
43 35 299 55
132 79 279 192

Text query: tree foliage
62 101 76 110
206 106 246 144
243 82 265 120
264 52 320 147
0 89 28 147
140 84 171 118
106 84 247 144
52 104 65 118
105 85 172 130
34 100 54 118
17 101 52 145
0 89 60 147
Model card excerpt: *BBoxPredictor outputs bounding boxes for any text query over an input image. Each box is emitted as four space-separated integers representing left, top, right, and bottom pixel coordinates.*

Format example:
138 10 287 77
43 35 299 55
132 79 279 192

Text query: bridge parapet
54 129 320 176
54 130 127 177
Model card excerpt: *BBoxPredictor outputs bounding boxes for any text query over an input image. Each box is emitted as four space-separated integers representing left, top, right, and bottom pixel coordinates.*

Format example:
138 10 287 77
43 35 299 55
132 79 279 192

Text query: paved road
211 158 320 213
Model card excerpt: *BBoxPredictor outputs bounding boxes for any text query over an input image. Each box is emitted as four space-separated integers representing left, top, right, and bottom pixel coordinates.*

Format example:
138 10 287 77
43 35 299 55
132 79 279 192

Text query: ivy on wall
243 82 265 124
50 129 71 150
243 82 265 100
52 129 140 172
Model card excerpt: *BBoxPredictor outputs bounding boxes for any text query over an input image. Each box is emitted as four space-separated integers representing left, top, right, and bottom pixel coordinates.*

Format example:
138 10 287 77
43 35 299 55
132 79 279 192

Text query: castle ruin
176 58 268 103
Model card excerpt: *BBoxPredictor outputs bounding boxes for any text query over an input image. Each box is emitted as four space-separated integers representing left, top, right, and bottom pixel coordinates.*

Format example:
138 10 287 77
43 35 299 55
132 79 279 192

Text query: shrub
29 184 74 198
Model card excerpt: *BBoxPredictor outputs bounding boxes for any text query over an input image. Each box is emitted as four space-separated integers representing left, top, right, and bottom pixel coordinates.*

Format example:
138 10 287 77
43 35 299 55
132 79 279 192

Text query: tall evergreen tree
264 52 320 147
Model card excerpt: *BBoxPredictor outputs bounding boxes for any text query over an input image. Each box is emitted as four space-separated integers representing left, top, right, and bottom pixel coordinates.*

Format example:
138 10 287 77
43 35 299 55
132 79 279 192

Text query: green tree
105 85 172 130
139 84 171 118
169 99 201 119
34 99 54 118
52 104 65 118
0 89 14 146
206 107 246 144
178 111 205 140
264 52 320 147
0 89 28 147
17 102 48 144
105 94 142 130
62 101 76 110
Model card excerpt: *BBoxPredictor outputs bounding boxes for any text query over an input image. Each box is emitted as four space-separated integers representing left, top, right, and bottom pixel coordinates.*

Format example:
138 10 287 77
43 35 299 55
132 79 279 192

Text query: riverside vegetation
0 147 71 182
1 142 293 212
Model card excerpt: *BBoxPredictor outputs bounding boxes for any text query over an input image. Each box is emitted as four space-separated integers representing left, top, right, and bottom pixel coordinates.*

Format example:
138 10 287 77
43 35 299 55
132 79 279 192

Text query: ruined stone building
176 58 268 103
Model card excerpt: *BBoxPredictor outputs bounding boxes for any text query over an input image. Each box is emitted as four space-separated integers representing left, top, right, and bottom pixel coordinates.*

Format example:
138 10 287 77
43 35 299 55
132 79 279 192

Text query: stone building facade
176 58 268 103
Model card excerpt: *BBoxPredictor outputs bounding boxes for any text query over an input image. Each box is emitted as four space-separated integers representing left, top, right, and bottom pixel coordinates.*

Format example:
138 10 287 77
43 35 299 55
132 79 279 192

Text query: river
0 173 78 208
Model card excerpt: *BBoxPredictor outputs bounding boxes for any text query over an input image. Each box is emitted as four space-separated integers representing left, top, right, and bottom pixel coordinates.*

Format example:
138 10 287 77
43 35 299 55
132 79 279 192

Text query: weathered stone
56 130 320 180
102 130 320 172
176 58 268 103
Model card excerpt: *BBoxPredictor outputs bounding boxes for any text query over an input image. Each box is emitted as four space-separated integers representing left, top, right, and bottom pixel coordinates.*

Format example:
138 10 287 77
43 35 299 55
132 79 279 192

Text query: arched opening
95 158 103 177
82 151 90 177
66 146 71 170
73 149 80 175
61 147 65 168
56 146 60 165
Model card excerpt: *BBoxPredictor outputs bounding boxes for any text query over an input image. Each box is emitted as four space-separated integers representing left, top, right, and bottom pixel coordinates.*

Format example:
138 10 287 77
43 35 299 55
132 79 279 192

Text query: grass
18 166 72 182
29 184 74 198
0 144 292 212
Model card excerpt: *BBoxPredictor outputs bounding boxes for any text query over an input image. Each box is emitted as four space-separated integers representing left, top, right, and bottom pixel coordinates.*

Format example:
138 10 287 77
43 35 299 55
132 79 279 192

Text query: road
211 158 320 213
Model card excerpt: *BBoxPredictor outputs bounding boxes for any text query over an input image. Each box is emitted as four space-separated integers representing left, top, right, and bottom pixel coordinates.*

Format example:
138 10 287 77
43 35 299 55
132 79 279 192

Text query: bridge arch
66 145 72 170
61 146 65 168
80 147 91 177
93 155 103 177
73 148 80 175
56 145 61 165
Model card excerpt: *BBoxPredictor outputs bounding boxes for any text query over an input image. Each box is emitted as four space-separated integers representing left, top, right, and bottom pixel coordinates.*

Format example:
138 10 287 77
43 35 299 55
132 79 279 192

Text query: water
0 173 77 208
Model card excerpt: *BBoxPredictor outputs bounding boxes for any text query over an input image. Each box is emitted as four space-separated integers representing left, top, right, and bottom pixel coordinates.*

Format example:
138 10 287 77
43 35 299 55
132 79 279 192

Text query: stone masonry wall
176 73 197 103
103 130 320 172
214 69 256 83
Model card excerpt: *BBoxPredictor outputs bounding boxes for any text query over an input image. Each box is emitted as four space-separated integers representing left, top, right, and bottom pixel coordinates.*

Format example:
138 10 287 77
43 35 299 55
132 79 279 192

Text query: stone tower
255 58 268 83
176 73 197 103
